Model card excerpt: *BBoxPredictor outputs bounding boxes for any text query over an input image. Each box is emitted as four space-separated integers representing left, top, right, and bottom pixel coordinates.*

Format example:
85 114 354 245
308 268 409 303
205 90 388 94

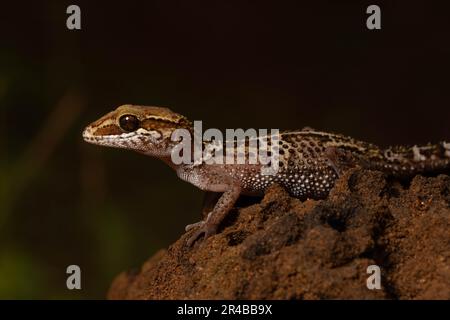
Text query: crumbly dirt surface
108 169 450 299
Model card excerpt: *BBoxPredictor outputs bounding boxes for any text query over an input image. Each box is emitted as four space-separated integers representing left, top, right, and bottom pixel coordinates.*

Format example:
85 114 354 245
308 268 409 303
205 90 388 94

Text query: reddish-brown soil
108 169 450 299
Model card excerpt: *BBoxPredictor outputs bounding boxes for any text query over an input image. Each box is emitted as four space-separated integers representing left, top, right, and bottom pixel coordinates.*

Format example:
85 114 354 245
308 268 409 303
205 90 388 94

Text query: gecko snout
82 125 96 142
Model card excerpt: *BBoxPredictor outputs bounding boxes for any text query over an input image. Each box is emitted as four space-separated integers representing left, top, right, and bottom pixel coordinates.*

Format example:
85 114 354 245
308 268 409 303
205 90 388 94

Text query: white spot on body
412 145 426 162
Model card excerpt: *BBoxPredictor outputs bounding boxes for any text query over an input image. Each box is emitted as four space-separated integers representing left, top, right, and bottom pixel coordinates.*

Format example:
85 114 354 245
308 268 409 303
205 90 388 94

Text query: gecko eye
119 114 140 132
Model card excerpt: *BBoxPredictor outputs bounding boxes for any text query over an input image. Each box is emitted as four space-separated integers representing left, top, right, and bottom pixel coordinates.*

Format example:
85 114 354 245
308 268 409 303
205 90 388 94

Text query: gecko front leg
186 184 241 246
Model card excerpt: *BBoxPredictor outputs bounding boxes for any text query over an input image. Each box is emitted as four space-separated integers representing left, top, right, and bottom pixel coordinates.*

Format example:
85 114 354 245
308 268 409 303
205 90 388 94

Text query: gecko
82 105 450 246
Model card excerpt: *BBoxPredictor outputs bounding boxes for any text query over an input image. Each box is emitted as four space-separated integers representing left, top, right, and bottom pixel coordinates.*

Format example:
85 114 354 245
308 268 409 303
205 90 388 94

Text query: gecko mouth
82 126 113 145
83 128 135 143
82 127 158 153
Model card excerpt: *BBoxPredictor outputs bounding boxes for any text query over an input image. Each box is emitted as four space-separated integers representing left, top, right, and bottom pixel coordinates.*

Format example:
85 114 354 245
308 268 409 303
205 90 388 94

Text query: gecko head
83 104 192 156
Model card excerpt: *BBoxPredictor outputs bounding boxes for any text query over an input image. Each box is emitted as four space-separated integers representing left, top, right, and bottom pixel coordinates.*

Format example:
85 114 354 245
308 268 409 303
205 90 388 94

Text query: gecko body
83 105 450 245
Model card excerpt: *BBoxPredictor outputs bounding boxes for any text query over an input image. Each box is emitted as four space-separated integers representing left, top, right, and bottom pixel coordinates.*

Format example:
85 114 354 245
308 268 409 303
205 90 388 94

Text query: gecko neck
140 138 193 171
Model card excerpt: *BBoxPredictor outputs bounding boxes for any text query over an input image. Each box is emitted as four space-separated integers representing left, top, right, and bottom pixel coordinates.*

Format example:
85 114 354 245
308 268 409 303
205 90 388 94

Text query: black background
0 1 449 298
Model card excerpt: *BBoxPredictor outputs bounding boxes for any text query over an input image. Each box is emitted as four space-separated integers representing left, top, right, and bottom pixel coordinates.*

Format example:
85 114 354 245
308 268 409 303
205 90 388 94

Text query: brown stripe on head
117 105 192 132
94 124 124 136
116 105 190 123
84 104 192 138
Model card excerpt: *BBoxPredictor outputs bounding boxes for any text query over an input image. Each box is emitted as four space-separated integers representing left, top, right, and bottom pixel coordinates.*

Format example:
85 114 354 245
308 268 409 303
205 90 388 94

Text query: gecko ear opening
119 114 140 132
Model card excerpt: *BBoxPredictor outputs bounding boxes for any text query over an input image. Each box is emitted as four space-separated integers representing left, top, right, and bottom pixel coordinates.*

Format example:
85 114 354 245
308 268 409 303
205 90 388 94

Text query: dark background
0 1 449 298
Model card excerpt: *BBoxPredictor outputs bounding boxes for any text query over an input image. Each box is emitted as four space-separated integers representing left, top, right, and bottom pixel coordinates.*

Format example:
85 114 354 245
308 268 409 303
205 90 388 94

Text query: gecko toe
186 224 218 247
185 220 204 231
